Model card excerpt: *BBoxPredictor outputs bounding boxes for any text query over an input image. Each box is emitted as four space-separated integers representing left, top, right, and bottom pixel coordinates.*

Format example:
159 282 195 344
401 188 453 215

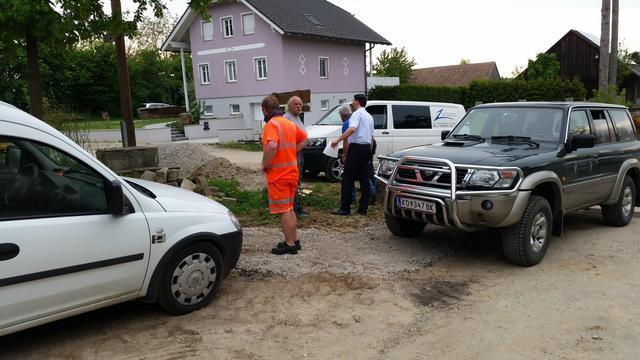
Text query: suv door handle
381 131 390 134
0 243 20 261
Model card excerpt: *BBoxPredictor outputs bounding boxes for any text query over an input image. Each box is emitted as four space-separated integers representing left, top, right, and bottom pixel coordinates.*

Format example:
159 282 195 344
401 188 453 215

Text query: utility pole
111 0 136 147
609 0 619 87
599 0 611 91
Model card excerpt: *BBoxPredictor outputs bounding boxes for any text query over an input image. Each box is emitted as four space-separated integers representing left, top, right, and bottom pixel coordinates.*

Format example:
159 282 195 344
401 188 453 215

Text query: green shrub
369 84 466 104
591 85 633 107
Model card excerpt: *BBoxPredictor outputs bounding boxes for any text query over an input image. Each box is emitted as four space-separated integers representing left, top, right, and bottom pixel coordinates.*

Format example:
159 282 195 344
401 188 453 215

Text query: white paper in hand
323 143 339 158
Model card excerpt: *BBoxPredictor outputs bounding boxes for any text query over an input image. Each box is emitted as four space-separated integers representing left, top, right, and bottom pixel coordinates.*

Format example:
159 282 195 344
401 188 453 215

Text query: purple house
162 0 390 127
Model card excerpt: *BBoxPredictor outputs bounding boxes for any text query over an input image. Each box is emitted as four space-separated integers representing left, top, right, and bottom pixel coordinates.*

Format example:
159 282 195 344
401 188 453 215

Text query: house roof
162 0 390 52
409 62 500 87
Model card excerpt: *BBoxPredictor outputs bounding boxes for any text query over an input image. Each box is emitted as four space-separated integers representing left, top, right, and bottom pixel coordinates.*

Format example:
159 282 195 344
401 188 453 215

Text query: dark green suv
376 102 640 266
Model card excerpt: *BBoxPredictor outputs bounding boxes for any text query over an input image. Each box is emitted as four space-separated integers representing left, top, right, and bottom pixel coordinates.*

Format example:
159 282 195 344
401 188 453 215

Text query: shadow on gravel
411 280 471 308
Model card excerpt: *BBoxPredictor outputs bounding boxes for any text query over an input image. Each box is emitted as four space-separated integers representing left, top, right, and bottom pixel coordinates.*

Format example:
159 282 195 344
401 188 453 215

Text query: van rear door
366 104 392 159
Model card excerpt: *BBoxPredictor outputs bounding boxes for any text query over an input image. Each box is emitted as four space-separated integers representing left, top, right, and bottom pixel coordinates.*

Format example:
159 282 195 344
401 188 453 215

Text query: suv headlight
378 159 398 177
468 169 518 188
307 137 326 147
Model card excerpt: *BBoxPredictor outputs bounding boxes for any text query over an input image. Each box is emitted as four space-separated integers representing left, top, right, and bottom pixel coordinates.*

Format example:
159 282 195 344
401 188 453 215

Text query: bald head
287 96 303 117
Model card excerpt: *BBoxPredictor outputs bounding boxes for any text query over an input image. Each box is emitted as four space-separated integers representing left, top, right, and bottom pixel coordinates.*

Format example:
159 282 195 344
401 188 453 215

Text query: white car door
366 104 392 159
0 134 150 333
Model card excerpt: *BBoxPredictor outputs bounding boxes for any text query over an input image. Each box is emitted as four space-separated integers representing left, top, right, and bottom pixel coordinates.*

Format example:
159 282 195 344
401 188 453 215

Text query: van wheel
325 156 343 182
385 213 426 237
502 195 552 266
158 242 224 315
602 176 636 227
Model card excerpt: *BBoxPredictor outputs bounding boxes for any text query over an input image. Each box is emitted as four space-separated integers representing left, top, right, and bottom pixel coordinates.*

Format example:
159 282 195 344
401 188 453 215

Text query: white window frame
319 57 329 79
230 104 241 115
203 104 214 115
320 99 330 110
201 20 214 41
241 12 255 35
224 60 238 83
198 63 211 85
221 16 234 38
254 56 268 80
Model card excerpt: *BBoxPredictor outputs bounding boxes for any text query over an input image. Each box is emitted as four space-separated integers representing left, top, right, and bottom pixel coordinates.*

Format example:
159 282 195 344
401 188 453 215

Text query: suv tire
325 156 343 182
502 195 552 266
601 175 636 227
385 213 426 237
158 242 224 315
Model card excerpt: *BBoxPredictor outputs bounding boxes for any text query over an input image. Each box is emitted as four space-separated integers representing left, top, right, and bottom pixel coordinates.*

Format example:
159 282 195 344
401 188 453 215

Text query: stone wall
96 146 159 171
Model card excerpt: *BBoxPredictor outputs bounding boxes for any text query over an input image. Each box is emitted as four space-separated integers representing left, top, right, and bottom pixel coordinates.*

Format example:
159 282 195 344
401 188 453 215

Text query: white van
0 102 243 336
302 100 466 181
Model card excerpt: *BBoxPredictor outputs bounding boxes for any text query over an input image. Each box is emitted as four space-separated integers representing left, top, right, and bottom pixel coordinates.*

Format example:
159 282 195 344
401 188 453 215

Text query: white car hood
305 125 341 139
124 177 229 213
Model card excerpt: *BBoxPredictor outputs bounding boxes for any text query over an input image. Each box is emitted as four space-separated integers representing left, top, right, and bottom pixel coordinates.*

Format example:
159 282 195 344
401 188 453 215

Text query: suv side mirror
571 134 595 150
441 130 451 141
106 180 125 215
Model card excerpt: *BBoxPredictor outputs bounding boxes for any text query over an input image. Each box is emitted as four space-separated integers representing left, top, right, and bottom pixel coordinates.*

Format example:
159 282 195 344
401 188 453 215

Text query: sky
124 0 640 77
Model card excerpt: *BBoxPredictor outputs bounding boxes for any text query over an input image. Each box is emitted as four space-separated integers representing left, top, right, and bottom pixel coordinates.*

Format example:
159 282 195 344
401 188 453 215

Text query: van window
366 105 387 129
590 110 612 144
392 105 431 129
609 109 636 142
0 136 108 220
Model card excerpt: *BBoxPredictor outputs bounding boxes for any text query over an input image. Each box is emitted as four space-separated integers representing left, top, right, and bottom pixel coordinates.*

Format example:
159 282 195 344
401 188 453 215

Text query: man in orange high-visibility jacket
260 95 307 255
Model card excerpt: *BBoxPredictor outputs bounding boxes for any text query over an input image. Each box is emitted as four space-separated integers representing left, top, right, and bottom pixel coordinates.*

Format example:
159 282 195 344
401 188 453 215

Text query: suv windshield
315 105 343 125
450 107 565 143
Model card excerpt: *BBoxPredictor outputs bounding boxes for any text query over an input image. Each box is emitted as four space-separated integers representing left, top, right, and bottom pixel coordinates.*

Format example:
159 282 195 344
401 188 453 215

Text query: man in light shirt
330 94 374 215
283 96 308 218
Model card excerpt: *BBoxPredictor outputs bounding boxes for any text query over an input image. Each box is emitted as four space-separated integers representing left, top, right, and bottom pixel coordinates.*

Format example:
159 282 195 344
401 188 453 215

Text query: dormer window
221 16 234 38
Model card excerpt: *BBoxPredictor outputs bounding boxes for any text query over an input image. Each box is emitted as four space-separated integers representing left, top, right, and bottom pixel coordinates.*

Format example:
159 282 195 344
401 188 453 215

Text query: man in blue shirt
330 94 374 215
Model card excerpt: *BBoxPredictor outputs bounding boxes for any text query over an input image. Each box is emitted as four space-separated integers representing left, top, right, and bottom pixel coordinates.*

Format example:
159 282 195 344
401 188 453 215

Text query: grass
208 178 383 229
73 118 177 130
215 141 262 152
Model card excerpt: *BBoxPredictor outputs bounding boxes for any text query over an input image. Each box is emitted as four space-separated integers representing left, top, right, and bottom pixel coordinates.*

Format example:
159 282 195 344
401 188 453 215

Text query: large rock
167 168 180 183
194 175 210 196
155 168 168 184
141 170 157 182
96 146 158 171
180 179 198 192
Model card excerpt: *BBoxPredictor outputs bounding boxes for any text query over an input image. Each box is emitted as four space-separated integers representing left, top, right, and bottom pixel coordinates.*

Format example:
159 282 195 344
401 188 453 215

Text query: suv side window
366 105 387 129
568 110 592 137
0 136 108 220
392 105 431 129
590 110 612 144
608 109 636 142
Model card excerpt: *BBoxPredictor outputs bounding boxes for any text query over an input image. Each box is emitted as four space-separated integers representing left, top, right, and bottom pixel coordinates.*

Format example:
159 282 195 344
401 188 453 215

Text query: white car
302 100 466 181
0 102 243 336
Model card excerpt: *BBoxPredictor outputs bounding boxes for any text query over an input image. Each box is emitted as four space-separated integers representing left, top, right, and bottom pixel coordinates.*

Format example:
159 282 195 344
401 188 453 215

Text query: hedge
369 79 587 109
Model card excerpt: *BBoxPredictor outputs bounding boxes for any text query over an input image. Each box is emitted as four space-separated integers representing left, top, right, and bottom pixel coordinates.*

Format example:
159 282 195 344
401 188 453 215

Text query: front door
0 136 150 332
366 104 391 159
562 110 602 210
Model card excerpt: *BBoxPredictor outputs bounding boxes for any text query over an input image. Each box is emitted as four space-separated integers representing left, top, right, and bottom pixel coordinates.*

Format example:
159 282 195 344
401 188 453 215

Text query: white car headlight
306 137 326 147
468 169 518 188
378 159 398 177
228 210 241 230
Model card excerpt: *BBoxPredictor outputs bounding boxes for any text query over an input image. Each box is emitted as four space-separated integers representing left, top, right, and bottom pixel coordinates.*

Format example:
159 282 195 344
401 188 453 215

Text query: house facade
163 0 390 127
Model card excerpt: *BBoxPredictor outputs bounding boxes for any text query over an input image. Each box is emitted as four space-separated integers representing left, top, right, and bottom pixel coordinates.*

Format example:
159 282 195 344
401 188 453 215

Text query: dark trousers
340 143 372 212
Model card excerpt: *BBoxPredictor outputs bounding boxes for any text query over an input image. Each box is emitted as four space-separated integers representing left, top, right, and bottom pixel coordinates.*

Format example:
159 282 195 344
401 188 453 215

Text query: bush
369 79 587 109
591 85 633 107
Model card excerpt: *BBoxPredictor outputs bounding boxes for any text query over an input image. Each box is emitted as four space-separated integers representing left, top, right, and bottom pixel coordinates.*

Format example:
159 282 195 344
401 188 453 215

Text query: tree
126 15 178 56
525 53 560 81
599 0 611 90
372 47 417 84
459 59 470 65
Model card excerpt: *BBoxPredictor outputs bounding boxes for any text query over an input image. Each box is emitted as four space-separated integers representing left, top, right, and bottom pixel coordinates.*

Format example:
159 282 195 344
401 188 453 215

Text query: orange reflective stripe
270 161 297 169
268 197 295 205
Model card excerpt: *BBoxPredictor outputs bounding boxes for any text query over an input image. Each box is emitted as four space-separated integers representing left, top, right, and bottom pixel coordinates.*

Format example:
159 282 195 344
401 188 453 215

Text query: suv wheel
158 242 224 315
385 213 426 237
325 156 343 182
502 195 552 266
602 175 636 227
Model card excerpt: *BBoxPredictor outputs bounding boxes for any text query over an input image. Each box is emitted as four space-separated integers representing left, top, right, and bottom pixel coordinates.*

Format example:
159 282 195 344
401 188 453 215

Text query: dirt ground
2 146 639 359
2 209 639 359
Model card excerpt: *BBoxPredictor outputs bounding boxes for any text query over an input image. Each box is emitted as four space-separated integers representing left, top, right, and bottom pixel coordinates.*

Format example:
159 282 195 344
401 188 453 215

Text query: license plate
396 197 436 214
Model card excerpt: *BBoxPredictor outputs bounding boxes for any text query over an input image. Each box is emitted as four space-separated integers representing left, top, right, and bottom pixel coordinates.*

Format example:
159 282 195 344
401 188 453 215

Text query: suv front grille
394 160 469 190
